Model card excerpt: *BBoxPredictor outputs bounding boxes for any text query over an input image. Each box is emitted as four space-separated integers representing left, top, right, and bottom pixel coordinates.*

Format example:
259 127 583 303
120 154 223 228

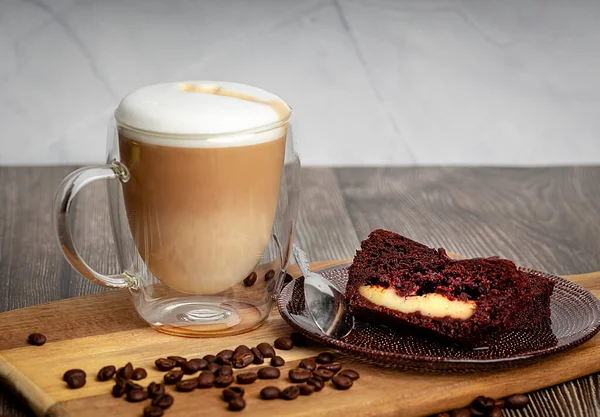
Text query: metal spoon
292 244 354 339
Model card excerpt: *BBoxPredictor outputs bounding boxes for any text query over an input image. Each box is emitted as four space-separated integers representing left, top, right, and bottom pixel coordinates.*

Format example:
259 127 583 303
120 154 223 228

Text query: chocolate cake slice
346 229 554 344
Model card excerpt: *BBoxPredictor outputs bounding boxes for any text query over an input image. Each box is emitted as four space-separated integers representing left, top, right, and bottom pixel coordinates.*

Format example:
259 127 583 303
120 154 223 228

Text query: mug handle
54 161 130 288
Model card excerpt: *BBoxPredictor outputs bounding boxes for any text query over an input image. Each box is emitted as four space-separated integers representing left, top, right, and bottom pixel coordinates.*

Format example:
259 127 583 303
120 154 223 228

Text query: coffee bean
207 362 221 374
298 384 315 396
450 409 471 417
203 354 217 363
274 336 294 350
489 407 503 417
313 368 334 381
228 397 246 411
182 358 208 374
131 368 147 380
280 385 300 400
307 376 325 392
152 393 174 409
126 389 148 402
27 332 46 346
256 342 276 358
472 396 496 411
332 374 353 390
214 374 234 388
290 332 308 346
235 345 251 354
236 372 258 384
96 365 116 381
147 382 165 398
284 273 293 283
217 365 233 377
251 347 264 364
260 386 281 400
66 374 86 389
244 272 257 287
216 349 234 365
435 413 450 417
468 405 485 417
289 368 312 383
339 369 360 380
265 269 275 281
143 406 164 417
63 369 86 382
118 362 134 380
111 383 126 398
232 351 254 368
126 381 144 392
494 399 505 408
165 355 186 367
155 358 176 372
222 387 245 402
270 356 285 367
299 358 316 371
258 366 280 379
176 378 198 392
316 352 334 364
319 362 342 373
163 370 184 385
505 394 530 409
197 371 216 388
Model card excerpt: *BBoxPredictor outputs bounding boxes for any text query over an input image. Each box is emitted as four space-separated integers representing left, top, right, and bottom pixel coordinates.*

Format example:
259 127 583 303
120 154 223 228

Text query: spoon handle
292 244 312 277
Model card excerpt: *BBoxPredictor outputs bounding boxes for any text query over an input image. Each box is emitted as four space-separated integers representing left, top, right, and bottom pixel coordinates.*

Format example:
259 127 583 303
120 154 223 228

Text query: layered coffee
115 81 290 294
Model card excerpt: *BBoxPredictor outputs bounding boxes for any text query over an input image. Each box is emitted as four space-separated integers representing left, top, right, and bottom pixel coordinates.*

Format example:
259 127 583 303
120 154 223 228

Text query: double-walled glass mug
54 81 300 337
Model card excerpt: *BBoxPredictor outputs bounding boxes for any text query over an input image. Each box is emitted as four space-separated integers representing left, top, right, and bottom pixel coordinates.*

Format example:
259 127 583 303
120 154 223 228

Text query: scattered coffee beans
182 358 208 374
319 362 342 373
290 332 308 346
152 393 174 409
228 397 246 411
256 342 276 358
176 378 199 392
315 352 334 364
280 385 301 400
299 358 316 371
143 405 164 417
27 332 46 346
131 368 147 380
339 369 360 380
117 362 134 380
111 383 126 398
167 356 187 367
244 272 257 287
505 394 530 409
298 383 315 396
155 358 176 372
148 382 165 398
332 374 353 390
197 371 216 388
97 365 116 381
270 356 285 367
207 363 221 374
260 386 281 400
63 369 86 382
222 387 244 402
264 269 275 281
289 368 312 383
163 370 184 385
126 389 148 402
274 336 294 350
307 377 325 392
217 365 233 377
251 347 264 364
258 366 280 379
236 372 258 385
232 350 254 368
203 354 217 363
216 349 234 365
214 374 234 388
313 368 334 381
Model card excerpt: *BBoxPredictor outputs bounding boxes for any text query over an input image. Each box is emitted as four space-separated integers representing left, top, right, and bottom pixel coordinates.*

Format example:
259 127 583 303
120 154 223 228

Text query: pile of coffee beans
434 393 531 417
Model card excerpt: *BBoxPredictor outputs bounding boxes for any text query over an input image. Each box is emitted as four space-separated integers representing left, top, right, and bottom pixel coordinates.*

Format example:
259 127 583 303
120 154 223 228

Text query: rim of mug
114 108 293 141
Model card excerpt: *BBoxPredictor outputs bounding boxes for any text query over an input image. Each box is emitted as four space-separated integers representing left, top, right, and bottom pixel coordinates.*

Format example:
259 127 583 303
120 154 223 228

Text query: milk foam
114 81 291 148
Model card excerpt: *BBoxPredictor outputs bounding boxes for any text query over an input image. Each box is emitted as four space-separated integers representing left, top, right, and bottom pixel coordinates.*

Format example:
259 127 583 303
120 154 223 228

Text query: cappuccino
115 81 290 294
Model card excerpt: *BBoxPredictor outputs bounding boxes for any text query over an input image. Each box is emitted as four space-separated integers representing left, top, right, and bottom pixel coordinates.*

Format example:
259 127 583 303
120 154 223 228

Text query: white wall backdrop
1 0 599 166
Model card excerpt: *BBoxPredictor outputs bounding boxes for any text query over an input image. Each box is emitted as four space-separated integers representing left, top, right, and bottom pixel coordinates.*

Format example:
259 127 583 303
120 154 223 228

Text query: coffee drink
114 81 290 294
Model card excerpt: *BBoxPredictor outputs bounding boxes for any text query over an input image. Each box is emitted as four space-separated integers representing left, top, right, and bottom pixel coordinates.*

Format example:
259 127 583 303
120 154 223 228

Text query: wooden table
1 166 600 417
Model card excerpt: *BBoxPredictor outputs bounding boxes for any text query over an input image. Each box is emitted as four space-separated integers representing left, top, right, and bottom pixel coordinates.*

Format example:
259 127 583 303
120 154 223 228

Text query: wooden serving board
2 260 600 417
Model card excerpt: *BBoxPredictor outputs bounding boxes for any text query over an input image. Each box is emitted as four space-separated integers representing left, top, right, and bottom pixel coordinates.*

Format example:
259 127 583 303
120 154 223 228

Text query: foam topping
114 81 290 146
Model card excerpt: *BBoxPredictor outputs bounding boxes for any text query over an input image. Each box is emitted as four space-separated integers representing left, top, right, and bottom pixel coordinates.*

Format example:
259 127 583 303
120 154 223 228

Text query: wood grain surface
1 166 600 416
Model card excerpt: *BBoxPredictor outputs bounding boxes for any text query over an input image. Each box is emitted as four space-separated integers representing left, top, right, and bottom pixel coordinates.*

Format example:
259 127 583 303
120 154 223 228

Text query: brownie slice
346 229 554 344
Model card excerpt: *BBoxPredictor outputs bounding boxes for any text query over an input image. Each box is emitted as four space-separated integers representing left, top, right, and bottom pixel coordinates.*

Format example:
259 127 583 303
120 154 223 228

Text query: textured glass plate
278 263 600 372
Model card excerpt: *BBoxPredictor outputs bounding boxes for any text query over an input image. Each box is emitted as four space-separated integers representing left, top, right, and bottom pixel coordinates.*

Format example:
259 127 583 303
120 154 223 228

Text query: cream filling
358 286 477 320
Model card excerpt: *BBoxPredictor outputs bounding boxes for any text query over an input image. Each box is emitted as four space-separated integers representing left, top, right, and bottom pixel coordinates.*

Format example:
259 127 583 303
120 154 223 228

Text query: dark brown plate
278 263 600 372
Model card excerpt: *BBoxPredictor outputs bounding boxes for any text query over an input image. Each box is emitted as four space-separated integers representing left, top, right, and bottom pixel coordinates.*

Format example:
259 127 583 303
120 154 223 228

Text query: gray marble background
1 0 599 166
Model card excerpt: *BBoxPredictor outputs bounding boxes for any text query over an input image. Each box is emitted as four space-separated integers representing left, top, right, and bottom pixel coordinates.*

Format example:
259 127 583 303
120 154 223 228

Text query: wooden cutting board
2 260 600 417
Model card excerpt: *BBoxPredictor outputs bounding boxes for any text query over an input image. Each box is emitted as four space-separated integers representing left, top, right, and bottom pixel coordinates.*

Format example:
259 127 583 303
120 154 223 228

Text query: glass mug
53 81 300 337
